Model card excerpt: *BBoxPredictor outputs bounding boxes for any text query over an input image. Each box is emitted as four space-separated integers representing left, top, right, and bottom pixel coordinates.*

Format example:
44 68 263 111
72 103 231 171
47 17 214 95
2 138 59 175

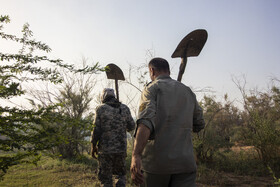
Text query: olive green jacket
136 75 205 174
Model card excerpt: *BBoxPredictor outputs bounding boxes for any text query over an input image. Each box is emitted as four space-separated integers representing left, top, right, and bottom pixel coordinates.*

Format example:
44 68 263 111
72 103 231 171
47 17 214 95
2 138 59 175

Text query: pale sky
1 0 280 108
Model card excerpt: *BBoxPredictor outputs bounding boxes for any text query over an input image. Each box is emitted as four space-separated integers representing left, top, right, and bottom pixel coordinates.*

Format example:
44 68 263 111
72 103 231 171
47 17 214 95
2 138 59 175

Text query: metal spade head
105 63 125 81
171 29 208 58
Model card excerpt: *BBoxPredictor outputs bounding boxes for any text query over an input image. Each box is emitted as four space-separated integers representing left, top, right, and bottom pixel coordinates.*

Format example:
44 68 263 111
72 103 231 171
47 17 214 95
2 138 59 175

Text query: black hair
148 57 170 73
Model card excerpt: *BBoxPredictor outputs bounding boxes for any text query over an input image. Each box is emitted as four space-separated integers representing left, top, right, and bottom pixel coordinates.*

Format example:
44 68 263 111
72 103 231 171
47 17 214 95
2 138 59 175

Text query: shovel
105 63 125 101
172 29 208 82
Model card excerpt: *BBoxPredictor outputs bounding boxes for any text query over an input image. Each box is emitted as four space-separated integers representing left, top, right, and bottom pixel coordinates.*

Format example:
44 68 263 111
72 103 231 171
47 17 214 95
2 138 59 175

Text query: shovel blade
105 63 125 81
171 29 208 58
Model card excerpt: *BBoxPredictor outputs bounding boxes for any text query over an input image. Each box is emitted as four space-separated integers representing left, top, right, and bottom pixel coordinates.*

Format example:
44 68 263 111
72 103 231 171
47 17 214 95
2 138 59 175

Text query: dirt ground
197 172 274 186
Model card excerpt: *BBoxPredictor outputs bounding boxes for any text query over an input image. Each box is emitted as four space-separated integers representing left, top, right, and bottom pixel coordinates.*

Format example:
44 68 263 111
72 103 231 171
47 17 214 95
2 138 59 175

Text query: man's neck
154 72 170 79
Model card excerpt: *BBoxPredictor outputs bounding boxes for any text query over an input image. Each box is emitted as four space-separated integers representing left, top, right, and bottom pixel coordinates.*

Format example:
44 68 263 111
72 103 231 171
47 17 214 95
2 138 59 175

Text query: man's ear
150 67 155 76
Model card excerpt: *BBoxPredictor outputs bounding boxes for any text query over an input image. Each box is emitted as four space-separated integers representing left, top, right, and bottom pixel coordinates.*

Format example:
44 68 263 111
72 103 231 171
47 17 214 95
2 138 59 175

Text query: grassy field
0 155 101 187
0 148 277 187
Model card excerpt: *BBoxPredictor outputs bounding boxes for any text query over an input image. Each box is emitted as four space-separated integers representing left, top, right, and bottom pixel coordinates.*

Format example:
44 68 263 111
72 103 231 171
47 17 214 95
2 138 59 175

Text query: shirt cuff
135 119 155 140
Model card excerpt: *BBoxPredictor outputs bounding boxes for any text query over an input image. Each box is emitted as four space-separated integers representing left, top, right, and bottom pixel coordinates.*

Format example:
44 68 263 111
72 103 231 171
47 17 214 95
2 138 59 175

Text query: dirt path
197 173 274 186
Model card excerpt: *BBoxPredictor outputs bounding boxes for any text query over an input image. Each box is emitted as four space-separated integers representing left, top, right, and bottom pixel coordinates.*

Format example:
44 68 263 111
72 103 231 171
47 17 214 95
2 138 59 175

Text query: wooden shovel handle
177 57 187 82
115 78 119 101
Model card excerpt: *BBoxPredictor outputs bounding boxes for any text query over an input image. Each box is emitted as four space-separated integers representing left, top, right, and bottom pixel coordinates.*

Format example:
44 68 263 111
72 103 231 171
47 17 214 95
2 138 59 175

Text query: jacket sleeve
135 83 157 139
90 107 102 146
193 100 205 133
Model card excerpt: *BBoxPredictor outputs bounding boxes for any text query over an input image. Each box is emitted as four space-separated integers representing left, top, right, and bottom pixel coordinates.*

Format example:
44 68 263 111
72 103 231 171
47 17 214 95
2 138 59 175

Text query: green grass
0 153 137 187
0 155 101 187
211 150 269 176
0 145 276 186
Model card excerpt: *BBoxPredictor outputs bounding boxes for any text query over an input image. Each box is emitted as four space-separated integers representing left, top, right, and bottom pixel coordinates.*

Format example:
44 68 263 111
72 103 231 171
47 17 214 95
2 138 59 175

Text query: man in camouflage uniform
91 88 135 187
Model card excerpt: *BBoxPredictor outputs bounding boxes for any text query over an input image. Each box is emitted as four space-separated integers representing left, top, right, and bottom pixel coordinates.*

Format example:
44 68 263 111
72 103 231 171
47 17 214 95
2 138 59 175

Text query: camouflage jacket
90 98 135 154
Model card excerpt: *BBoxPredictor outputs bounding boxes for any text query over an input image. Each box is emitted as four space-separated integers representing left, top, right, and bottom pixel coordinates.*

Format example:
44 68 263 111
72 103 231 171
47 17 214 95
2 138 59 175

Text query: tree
28 64 97 158
193 95 240 163
242 88 280 163
233 76 280 174
123 63 149 117
0 15 101 177
122 49 154 117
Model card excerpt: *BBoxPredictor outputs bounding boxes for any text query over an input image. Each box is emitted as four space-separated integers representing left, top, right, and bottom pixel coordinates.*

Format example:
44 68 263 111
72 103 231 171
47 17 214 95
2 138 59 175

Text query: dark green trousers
97 153 126 187
141 171 196 187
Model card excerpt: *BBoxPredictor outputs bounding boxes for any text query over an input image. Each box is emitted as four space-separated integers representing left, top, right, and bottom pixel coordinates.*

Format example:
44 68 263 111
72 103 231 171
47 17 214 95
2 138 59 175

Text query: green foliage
52 115 93 159
0 15 102 178
212 149 268 176
193 95 239 162
0 15 64 177
268 165 280 185
28 69 97 159
0 105 68 178
194 81 280 179
239 84 280 176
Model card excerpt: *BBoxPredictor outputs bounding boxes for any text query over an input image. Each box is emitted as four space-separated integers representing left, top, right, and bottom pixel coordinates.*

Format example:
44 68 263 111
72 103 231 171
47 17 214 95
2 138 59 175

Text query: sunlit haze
1 0 280 111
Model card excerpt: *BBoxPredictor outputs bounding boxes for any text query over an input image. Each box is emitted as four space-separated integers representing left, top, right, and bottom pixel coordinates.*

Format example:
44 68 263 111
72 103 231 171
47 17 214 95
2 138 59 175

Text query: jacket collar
155 75 171 80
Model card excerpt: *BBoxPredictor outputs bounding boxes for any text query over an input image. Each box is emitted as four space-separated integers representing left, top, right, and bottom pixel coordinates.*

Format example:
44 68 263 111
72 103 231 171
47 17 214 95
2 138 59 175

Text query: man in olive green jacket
130 57 205 187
